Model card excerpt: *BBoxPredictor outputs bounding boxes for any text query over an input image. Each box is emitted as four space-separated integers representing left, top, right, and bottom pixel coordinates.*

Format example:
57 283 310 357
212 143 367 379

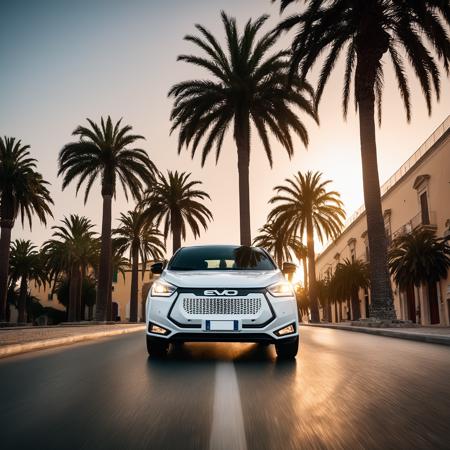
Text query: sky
1 0 449 256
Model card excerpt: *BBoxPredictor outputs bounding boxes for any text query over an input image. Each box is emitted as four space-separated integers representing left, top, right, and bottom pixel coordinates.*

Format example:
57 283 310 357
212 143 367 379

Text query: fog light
275 324 295 336
148 323 170 335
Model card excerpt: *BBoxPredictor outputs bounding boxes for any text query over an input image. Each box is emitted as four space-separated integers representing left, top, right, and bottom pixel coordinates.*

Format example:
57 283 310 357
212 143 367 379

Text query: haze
2 0 449 252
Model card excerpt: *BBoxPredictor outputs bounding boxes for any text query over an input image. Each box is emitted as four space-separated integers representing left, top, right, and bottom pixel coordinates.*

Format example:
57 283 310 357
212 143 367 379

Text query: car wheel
147 336 170 358
275 336 299 359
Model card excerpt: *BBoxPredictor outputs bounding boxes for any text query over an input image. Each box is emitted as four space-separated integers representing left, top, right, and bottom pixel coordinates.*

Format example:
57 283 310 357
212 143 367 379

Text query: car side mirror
282 262 297 275
151 262 164 274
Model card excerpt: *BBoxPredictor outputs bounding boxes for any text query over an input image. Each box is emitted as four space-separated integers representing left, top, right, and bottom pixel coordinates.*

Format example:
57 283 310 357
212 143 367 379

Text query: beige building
316 116 450 326
28 262 158 322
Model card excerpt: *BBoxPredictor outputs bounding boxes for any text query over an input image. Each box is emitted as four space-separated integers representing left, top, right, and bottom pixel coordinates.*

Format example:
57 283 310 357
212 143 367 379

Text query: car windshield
168 245 276 271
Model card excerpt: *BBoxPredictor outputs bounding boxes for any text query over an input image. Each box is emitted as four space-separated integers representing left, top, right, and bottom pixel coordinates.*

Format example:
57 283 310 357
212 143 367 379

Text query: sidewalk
301 322 450 346
0 324 146 359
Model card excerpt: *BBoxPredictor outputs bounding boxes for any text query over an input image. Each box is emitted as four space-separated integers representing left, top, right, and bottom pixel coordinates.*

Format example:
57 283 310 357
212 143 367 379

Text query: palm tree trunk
306 216 319 322
334 301 338 323
302 256 308 291
107 264 113 321
171 210 182 254
95 194 113 321
326 300 332 322
129 244 139 322
76 273 83 321
68 263 78 322
0 223 12 322
357 96 396 320
277 255 283 269
18 276 28 323
351 290 361 321
235 111 251 246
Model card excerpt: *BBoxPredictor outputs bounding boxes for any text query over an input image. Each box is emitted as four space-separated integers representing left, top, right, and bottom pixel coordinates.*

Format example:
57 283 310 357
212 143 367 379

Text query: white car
145 245 299 359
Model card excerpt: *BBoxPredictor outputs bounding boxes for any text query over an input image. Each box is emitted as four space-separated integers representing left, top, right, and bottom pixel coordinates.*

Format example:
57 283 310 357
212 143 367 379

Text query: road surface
1 327 449 450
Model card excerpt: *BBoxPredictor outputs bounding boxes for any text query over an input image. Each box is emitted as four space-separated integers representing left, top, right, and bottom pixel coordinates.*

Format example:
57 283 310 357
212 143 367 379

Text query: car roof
178 244 262 250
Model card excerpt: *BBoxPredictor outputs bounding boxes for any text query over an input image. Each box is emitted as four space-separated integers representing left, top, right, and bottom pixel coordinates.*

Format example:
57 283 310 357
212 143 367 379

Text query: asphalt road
1 327 450 450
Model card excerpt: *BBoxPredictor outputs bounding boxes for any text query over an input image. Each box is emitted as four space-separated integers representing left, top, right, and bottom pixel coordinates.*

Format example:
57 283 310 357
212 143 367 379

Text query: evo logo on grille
204 289 238 296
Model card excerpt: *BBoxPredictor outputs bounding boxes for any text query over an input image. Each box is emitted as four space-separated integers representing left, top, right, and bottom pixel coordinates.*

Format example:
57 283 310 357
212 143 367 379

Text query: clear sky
1 0 449 255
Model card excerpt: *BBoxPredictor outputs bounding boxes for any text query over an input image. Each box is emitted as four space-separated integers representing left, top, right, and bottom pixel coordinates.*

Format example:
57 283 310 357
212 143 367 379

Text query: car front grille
182 297 262 316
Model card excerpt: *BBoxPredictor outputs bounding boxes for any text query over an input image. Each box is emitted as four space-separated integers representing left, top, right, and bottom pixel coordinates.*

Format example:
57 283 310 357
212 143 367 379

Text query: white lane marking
209 362 248 450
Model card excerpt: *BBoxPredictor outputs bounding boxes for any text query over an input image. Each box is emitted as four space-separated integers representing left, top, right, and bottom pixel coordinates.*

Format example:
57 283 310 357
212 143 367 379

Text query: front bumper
146 289 299 343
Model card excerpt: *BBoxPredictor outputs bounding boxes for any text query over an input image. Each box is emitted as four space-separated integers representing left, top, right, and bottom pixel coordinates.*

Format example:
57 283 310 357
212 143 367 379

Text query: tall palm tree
58 117 157 321
141 171 212 254
389 228 450 291
274 0 450 320
253 221 306 269
8 240 46 323
268 171 345 322
169 11 317 246
0 137 53 322
43 215 98 322
329 258 370 321
113 209 165 322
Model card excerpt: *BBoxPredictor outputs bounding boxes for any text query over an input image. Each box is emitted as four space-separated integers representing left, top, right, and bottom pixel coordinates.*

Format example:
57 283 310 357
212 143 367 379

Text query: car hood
162 269 283 288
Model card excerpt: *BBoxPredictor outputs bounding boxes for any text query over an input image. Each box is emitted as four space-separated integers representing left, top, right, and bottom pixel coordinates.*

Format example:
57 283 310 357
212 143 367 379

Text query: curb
300 323 450 346
0 322 137 330
0 325 146 359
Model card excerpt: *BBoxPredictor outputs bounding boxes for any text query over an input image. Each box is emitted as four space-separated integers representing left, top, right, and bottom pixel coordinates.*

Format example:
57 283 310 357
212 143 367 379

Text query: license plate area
205 320 239 331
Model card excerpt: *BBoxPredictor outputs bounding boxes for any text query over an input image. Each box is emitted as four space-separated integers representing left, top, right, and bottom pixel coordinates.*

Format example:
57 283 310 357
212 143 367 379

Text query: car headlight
267 281 294 297
151 279 177 297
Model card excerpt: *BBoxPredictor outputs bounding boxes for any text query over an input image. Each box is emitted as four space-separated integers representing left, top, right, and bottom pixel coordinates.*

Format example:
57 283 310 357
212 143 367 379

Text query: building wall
29 282 65 311
316 117 450 325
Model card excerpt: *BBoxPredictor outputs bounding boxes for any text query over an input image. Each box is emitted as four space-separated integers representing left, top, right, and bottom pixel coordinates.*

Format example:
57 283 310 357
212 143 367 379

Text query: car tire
147 336 170 358
275 336 299 359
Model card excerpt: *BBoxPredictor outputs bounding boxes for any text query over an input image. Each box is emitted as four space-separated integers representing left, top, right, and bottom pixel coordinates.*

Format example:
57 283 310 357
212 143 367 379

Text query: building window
361 231 369 262
384 209 392 245
348 238 356 262
419 191 430 225
364 288 370 318
413 174 431 227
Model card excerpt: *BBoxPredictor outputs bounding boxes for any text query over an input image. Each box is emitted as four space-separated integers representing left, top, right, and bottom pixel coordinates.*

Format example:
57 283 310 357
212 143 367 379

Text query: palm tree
274 0 450 320
169 11 317 246
329 258 370 321
294 284 309 318
43 215 98 322
253 221 306 269
316 278 331 322
8 240 46 323
58 117 157 321
0 137 53 321
268 171 345 322
113 209 165 322
56 275 97 321
389 228 450 304
108 245 130 320
141 171 212 254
